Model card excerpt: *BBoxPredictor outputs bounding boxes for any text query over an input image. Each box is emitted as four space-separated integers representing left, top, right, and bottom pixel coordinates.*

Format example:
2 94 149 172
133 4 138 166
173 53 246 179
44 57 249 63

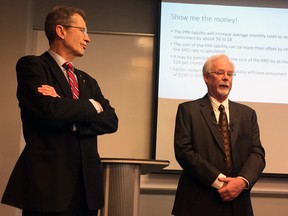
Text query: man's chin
218 90 230 98
76 52 84 57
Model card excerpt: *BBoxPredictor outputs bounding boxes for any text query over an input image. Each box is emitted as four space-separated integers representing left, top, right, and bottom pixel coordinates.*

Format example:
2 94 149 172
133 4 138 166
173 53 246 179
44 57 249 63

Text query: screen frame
152 0 288 177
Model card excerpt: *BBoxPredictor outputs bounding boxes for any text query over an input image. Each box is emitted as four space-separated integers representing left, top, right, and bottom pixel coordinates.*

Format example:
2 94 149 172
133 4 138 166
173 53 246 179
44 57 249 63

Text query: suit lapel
74 69 89 99
41 52 73 98
229 101 240 149
200 95 225 152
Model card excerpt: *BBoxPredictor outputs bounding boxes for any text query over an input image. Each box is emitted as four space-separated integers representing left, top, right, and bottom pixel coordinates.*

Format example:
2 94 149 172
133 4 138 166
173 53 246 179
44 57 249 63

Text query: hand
38 85 60 98
217 177 246 202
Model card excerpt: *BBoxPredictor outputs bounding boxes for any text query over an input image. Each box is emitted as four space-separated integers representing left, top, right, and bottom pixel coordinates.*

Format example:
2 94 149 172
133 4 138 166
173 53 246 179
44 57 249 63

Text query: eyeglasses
62 25 88 35
207 70 236 77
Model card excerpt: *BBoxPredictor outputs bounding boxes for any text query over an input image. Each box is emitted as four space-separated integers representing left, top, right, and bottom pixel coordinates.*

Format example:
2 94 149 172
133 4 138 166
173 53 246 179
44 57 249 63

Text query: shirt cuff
237 176 250 189
211 173 226 189
89 99 102 113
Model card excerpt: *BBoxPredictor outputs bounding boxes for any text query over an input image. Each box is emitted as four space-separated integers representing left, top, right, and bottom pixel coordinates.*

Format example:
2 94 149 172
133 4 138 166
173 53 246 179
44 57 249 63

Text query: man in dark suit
2 6 118 216
172 54 265 216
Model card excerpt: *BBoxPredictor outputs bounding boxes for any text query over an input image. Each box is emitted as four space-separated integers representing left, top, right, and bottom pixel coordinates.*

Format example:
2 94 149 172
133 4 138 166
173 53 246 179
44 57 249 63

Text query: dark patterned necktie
63 62 79 99
218 104 233 174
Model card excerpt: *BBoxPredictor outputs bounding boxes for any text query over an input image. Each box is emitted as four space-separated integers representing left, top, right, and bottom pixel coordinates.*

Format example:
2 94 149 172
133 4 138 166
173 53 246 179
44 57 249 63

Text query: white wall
0 0 30 215
0 1 288 216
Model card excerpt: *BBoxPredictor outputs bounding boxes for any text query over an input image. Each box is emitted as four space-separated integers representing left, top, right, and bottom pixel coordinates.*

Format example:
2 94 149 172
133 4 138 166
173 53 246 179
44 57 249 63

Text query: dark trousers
22 173 98 216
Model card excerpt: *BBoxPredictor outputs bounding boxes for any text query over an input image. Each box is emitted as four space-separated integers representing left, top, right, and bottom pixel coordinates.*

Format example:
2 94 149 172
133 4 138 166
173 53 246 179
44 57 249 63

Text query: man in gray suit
172 54 265 216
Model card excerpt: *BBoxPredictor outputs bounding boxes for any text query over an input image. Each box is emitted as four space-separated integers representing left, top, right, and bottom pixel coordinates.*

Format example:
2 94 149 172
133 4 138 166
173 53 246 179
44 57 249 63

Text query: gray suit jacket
172 94 265 216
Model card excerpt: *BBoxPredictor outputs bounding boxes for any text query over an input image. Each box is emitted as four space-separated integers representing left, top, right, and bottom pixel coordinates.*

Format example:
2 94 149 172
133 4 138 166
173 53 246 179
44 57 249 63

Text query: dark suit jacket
172 94 265 216
2 52 118 212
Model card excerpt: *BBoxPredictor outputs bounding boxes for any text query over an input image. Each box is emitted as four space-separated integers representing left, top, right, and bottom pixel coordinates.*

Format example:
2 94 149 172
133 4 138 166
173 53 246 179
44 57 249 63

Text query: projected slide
159 2 288 103
156 1 288 174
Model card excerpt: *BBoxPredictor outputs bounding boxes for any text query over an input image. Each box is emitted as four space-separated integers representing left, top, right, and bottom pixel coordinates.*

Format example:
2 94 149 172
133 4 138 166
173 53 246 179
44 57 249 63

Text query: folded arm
37 84 118 135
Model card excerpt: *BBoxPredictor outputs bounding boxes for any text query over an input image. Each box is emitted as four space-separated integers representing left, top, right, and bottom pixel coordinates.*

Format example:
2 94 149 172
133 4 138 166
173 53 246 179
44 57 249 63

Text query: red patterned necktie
63 62 79 99
218 104 233 174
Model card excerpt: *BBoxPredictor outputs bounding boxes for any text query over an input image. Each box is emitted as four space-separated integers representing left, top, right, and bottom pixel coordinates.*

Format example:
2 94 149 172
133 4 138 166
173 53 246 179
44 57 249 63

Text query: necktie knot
218 104 225 113
63 62 74 72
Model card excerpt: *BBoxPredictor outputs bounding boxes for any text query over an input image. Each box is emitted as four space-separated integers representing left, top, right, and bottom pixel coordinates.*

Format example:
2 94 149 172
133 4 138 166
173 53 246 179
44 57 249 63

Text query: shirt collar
47 49 68 70
209 95 229 111
209 95 230 123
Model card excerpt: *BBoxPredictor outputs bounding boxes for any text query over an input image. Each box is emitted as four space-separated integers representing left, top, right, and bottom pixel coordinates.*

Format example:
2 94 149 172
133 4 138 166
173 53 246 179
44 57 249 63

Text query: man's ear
55 25 66 40
203 73 209 84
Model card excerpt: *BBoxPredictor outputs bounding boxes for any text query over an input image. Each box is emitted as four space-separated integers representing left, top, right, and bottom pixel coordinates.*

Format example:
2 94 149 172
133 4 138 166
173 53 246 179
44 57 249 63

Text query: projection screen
155 0 288 175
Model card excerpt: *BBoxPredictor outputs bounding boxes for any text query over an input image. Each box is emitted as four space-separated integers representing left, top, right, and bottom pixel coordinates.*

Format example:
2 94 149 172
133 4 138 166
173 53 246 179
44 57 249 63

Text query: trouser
23 172 98 216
